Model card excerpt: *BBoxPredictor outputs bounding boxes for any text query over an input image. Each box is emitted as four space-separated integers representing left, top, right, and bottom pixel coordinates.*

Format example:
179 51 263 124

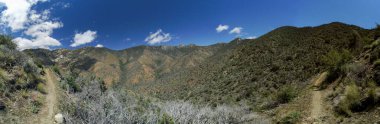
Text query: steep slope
26 22 380 123
0 35 47 123
171 22 370 107
26 23 371 105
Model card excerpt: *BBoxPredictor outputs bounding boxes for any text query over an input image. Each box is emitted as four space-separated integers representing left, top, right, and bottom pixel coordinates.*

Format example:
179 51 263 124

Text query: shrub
66 76 81 92
0 35 16 50
336 84 361 116
30 95 43 113
159 113 174 124
374 24 380 39
369 39 380 49
321 49 353 84
366 87 377 104
275 85 297 104
20 89 29 98
0 69 9 81
278 111 301 124
62 79 271 124
324 70 340 86
373 59 380 68
0 79 4 91
321 49 352 70
37 83 47 94
52 66 60 75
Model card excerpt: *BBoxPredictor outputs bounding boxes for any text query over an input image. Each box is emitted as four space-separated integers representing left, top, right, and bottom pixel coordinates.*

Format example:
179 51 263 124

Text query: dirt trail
308 73 337 124
37 69 58 124
310 90 323 123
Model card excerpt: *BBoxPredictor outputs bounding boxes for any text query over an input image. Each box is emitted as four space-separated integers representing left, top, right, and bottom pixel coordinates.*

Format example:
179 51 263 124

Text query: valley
1 22 380 123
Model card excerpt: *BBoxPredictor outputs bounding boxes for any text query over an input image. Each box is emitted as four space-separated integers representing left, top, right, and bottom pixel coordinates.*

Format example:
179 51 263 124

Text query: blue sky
1 0 380 50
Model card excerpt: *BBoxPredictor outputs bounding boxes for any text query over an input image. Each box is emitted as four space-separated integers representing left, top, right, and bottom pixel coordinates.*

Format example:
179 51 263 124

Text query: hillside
0 35 47 123
23 22 380 123
177 22 369 105
25 42 240 87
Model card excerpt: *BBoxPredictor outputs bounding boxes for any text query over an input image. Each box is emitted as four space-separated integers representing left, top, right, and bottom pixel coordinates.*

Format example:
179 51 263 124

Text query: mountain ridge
21 22 380 123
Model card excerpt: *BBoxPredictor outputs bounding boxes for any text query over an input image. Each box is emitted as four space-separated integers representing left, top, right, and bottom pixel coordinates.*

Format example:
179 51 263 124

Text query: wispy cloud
145 29 172 45
124 38 131 42
229 27 243 34
70 30 97 47
246 36 257 39
216 24 229 33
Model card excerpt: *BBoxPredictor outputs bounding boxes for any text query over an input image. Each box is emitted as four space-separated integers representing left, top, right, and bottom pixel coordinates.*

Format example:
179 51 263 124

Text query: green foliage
320 49 353 85
366 39 380 49
30 96 43 113
336 84 361 116
366 86 378 105
23 61 38 74
20 89 29 98
0 50 16 68
52 66 61 75
66 76 82 92
374 24 380 39
321 49 352 70
159 113 175 124
278 111 301 124
373 59 380 67
0 35 16 50
37 83 46 94
275 85 297 104
0 68 9 81
99 79 107 92
369 43 380 62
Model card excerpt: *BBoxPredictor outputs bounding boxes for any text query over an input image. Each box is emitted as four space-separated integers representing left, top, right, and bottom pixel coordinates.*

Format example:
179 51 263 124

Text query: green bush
278 111 301 124
0 35 16 50
52 66 60 75
336 84 361 116
0 69 9 81
275 85 297 104
321 49 353 84
159 113 175 124
66 76 81 92
30 95 43 113
374 24 380 39
373 59 380 67
321 49 352 69
0 78 4 92
37 83 47 94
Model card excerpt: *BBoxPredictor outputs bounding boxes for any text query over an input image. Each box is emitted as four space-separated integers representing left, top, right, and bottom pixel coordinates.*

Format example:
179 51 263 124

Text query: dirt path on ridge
310 90 324 123
33 69 58 124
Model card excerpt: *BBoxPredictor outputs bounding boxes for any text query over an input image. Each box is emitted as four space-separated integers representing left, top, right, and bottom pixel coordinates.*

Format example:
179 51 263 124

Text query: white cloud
14 20 63 50
145 29 172 45
25 21 62 37
95 44 104 48
0 0 47 31
0 0 64 50
216 24 229 33
70 30 97 47
229 27 243 34
13 36 61 50
246 36 257 39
